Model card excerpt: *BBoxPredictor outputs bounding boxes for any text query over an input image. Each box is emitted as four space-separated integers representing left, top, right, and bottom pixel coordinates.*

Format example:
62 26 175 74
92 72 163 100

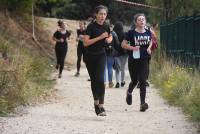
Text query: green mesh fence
160 16 200 67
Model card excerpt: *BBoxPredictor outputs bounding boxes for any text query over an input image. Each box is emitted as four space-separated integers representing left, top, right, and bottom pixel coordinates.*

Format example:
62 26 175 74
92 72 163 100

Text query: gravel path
0 67 198 134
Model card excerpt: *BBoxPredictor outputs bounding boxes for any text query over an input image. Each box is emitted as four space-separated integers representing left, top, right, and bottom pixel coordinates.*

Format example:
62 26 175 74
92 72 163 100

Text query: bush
0 0 32 13
184 74 200 121
0 39 54 115
150 52 200 122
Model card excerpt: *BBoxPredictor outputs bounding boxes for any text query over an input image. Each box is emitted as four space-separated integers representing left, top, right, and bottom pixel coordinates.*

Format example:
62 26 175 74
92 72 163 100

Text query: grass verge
0 33 55 116
150 53 200 124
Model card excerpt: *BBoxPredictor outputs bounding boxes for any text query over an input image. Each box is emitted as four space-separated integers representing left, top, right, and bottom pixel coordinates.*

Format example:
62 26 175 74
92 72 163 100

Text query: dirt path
0 67 198 134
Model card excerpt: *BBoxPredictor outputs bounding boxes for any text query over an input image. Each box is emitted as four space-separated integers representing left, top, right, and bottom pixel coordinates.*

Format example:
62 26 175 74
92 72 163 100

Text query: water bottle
132 46 140 59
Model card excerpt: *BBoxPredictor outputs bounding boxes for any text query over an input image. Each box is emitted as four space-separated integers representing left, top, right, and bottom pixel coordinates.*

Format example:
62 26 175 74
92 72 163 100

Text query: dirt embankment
0 12 55 60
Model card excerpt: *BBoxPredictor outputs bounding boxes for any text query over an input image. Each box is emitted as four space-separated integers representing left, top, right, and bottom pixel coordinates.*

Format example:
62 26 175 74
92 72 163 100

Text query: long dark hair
88 5 108 23
57 20 64 27
94 5 108 15
113 21 125 43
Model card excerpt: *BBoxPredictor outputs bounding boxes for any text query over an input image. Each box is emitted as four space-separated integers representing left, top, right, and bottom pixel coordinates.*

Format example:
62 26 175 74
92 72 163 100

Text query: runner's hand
131 46 140 51
100 32 108 40
60 38 64 43
147 47 151 54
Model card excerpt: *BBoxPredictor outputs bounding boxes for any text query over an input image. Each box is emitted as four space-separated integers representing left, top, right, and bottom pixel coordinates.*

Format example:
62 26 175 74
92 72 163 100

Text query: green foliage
1 0 199 24
0 40 9 59
0 97 8 115
109 1 149 25
0 37 54 115
34 0 150 24
150 47 200 122
148 0 200 22
35 0 72 17
184 79 200 121
0 0 33 13
162 66 192 104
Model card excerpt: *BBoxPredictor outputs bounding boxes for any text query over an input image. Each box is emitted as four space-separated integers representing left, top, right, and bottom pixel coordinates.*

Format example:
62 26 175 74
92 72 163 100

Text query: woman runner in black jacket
83 5 112 116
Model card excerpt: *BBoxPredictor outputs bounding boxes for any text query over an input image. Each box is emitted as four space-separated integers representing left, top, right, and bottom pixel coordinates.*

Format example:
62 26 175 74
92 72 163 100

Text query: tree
33 0 153 24
0 0 33 13
148 0 200 22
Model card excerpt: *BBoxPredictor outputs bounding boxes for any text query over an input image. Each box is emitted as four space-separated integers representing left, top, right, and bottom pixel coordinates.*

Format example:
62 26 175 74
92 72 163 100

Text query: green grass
150 53 200 124
0 34 55 116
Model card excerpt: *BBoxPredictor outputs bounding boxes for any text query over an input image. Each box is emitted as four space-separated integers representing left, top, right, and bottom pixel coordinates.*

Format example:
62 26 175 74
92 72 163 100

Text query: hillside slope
0 12 54 60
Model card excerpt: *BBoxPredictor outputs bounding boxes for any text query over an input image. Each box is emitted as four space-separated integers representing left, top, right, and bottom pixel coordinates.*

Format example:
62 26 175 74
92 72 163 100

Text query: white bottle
132 46 140 59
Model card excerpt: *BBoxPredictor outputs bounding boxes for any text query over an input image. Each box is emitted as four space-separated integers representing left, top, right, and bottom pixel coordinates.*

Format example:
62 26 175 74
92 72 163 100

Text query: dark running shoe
94 104 101 116
58 73 62 78
140 103 149 112
115 82 120 88
126 92 132 105
121 81 126 87
55 64 59 70
94 104 106 116
99 107 107 116
74 72 80 77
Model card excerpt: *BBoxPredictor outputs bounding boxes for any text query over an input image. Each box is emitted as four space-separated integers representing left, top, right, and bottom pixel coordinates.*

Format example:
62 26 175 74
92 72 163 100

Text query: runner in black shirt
75 21 86 77
122 13 152 112
83 5 112 116
52 20 71 78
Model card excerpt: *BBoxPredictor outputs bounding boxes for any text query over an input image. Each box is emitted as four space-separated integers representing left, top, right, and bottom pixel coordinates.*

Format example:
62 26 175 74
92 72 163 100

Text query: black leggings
127 57 149 104
84 52 106 104
55 44 67 75
147 58 151 79
76 43 85 72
